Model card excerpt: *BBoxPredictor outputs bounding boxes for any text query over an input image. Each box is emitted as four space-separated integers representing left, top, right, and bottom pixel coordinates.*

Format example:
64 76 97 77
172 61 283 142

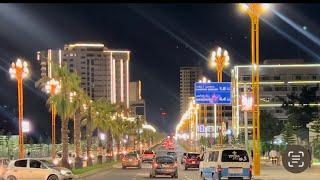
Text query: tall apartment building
37 42 130 108
231 59 320 137
180 67 203 116
129 81 146 121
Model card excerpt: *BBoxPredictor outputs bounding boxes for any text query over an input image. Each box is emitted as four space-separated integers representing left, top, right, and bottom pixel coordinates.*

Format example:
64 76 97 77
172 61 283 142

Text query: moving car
121 153 142 169
150 156 178 178
184 152 200 170
4 158 74 180
199 145 252 180
0 158 10 180
141 150 155 163
166 151 178 162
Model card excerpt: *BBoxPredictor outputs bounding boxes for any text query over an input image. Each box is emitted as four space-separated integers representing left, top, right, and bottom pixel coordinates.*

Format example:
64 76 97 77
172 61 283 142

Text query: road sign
194 82 231 105
198 124 205 133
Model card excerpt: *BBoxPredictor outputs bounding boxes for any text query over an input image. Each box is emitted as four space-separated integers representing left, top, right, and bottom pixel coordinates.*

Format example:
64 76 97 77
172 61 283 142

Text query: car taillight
173 162 178 167
152 162 159 168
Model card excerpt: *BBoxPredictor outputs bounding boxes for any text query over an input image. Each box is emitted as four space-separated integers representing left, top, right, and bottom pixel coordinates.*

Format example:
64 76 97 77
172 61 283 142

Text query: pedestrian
276 150 281 165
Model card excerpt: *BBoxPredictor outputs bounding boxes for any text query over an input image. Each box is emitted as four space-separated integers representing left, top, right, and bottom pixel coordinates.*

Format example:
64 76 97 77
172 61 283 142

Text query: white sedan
4 158 74 180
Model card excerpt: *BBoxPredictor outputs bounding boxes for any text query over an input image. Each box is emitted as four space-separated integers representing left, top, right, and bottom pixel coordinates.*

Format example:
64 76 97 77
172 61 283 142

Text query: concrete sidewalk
253 162 320 180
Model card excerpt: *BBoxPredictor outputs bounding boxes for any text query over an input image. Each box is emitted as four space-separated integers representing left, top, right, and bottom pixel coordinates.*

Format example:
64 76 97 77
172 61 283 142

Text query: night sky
0 3 320 137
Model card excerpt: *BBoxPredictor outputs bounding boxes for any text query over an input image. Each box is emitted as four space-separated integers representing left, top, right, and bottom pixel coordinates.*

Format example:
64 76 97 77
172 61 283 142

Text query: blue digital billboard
194 82 231 105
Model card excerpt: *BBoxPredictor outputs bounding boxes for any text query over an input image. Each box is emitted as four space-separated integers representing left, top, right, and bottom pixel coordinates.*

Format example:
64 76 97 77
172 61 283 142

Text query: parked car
149 156 178 178
180 153 187 164
4 158 74 180
121 153 142 169
199 145 252 180
141 150 155 163
0 158 10 180
183 152 200 170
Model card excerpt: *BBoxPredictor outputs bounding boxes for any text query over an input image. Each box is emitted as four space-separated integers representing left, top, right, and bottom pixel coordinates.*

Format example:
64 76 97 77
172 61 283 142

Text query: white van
199 145 252 180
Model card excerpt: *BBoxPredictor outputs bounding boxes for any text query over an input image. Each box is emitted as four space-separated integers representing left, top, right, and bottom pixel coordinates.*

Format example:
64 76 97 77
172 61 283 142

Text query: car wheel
6 176 16 180
48 175 59 180
174 173 178 179
122 166 126 169
184 166 188 170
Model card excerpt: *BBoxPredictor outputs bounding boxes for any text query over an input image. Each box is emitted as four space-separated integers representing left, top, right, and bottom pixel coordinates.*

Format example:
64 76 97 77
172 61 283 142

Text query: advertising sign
194 82 231 105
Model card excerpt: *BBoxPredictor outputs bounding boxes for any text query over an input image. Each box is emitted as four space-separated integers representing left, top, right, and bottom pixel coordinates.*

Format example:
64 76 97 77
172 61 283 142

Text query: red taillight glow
152 162 159 168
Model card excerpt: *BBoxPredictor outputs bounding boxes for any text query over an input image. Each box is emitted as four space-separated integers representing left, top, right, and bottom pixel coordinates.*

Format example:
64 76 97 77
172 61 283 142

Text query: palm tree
81 98 116 165
72 89 89 168
48 64 81 168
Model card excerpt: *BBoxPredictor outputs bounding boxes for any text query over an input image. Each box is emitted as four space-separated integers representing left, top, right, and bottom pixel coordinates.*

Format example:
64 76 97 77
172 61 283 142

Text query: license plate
192 161 195 164
129 159 132 162
162 164 170 168
229 168 242 174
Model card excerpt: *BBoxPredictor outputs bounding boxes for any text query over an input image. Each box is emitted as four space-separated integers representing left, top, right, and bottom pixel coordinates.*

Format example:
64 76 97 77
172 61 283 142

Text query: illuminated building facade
129 81 146 121
180 67 203 116
232 59 320 137
37 43 130 108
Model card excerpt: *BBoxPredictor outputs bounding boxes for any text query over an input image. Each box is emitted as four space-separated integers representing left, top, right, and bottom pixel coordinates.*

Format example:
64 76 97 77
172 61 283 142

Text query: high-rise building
37 42 130 108
129 81 146 120
179 67 203 116
231 59 320 138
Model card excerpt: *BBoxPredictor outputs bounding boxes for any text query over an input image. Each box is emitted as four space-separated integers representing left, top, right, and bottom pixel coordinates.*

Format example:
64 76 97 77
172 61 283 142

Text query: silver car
4 158 74 180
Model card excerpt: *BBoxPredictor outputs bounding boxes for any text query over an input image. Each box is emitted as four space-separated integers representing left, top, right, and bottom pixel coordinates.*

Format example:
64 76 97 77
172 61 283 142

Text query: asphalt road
79 142 320 180
81 142 202 180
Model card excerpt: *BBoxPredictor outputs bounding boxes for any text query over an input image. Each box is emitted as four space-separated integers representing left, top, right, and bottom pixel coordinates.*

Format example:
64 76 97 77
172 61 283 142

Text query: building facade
179 67 203 117
37 43 130 108
231 59 320 137
129 81 146 120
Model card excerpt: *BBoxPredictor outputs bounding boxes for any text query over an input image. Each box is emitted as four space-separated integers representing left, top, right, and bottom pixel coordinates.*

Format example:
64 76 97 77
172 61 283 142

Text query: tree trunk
106 130 113 162
86 107 93 166
74 109 83 168
61 117 70 168
116 137 121 161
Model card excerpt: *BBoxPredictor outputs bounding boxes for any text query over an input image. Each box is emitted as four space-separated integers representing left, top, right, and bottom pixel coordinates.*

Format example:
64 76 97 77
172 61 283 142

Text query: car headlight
53 159 59 165
60 169 70 175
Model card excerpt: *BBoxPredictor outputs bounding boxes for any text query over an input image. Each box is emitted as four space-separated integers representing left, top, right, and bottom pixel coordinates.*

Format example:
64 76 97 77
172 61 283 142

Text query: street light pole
240 3 269 175
9 58 29 159
210 47 230 145
45 79 61 159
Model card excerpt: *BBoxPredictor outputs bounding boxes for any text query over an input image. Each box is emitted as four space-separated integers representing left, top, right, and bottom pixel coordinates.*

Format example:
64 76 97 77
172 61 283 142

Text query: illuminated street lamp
9 58 29 158
239 3 270 175
210 47 230 145
45 78 61 159
22 120 31 133
99 133 106 141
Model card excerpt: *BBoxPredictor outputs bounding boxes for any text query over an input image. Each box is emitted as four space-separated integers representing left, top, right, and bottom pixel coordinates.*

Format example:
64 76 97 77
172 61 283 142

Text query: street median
73 160 119 179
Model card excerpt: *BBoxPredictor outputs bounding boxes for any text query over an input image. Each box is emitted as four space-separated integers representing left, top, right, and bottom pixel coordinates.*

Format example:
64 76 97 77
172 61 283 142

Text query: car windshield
221 150 249 162
167 152 176 156
40 160 56 168
187 153 200 159
126 154 137 158
156 157 174 164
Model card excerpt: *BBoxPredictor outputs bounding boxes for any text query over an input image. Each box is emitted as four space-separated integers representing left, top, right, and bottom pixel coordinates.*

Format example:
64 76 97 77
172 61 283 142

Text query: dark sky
0 3 320 136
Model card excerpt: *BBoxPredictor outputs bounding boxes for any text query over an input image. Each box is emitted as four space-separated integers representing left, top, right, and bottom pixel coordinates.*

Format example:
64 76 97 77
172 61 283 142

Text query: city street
78 142 320 180
79 143 201 180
